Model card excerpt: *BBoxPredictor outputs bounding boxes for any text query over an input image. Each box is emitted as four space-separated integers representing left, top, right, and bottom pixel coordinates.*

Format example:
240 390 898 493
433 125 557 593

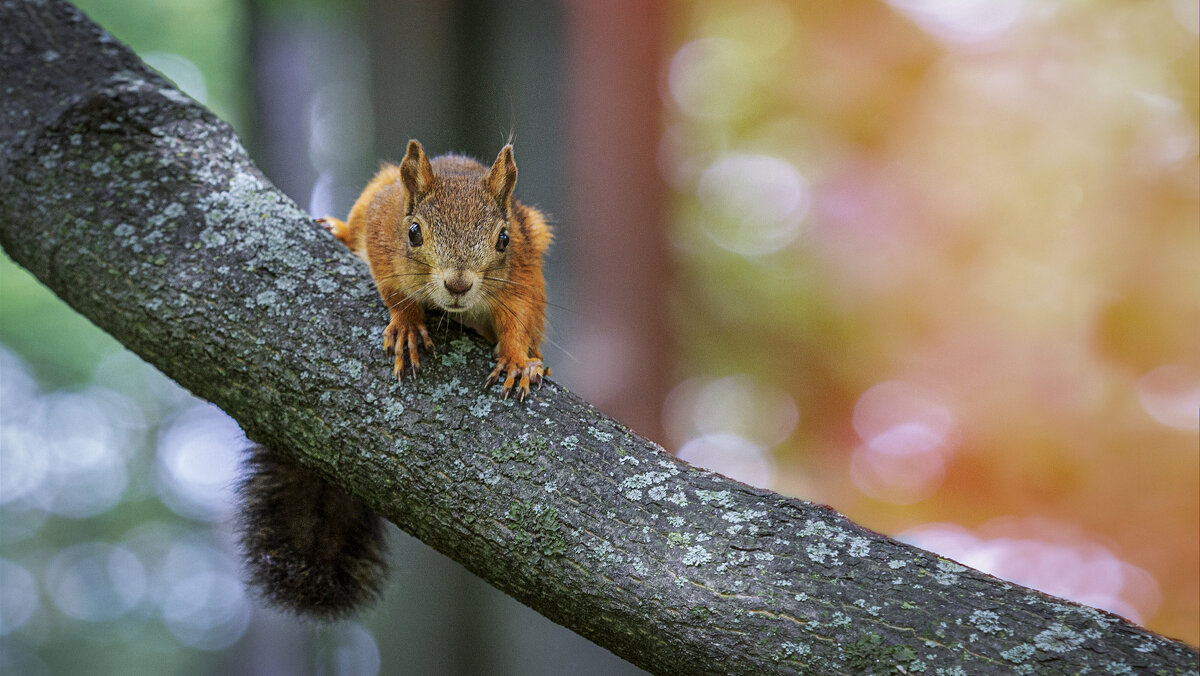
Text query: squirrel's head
396 139 519 316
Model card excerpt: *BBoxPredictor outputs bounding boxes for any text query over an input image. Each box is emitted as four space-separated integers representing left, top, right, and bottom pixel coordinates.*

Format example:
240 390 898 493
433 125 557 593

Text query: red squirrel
239 141 552 618
322 139 553 399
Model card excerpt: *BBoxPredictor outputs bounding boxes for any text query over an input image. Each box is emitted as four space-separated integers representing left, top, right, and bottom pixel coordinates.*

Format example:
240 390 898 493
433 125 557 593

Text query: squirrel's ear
400 140 434 212
485 144 517 218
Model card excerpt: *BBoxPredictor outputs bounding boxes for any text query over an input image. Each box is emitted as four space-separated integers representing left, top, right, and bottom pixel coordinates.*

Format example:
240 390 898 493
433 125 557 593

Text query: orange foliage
665 0 1198 643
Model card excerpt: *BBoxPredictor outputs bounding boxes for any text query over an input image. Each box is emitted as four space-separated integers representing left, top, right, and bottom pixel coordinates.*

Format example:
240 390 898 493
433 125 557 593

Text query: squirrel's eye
408 222 423 247
496 228 509 252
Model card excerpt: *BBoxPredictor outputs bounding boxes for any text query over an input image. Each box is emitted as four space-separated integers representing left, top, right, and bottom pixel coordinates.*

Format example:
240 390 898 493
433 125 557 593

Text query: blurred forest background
1 0 1196 674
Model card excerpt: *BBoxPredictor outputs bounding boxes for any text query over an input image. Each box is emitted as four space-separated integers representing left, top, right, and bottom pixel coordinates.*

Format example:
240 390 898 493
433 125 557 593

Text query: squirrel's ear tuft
485 144 517 218
400 140 434 212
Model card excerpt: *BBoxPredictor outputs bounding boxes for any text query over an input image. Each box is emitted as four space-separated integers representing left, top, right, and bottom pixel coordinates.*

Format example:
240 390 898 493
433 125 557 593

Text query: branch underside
0 1 1196 674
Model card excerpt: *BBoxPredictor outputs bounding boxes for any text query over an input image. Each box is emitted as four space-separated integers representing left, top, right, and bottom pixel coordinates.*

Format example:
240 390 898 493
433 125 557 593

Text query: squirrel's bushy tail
237 445 388 619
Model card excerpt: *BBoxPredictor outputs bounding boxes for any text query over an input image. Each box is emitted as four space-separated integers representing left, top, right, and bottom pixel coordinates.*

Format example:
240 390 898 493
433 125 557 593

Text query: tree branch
1 2 1196 674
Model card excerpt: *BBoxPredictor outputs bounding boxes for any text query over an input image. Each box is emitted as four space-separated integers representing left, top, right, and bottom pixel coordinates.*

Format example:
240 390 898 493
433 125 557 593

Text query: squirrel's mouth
441 299 471 313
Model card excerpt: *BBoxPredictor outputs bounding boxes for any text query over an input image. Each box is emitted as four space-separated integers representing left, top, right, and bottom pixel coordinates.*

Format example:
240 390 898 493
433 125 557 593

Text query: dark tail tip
237 445 388 619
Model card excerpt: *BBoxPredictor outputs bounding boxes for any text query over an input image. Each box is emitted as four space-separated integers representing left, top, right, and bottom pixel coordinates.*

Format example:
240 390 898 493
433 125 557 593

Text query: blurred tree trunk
4 3 1197 676
243 0 316 206
244 0 373 220
565 0 672 443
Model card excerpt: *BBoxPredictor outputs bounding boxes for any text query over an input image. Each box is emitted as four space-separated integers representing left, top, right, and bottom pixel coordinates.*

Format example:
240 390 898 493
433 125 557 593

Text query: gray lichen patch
336 358 365 380
377 397 405 423
694 489 735 509
584 538 616 563
469 395 493 419
197 170 310 272
793 518 870 568
933 558 966 585
620 470 673 502
968 609 1002 635
587 426 613 443
430 377 469 402
721 508 766 524
847 537 870 557
1000 643 1035 664
1033 622 1085 653
682 545 712 567
805 541 839 566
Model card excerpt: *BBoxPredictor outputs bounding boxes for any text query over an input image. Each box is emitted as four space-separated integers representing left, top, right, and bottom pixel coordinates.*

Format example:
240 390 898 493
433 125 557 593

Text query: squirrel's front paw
486 356 544 401
316 216 349 243
383 317 434 381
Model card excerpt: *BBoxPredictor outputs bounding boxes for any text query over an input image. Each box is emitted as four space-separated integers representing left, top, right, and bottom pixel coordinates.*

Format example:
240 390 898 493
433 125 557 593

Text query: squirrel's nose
444 277 473 297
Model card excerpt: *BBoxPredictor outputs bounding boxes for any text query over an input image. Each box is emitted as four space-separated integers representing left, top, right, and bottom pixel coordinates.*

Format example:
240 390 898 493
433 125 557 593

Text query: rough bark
0 2 1196 674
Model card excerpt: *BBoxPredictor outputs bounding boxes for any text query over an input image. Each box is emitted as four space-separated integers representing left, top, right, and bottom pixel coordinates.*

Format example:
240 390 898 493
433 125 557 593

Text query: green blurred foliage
0 264 123 387
72 0 246 129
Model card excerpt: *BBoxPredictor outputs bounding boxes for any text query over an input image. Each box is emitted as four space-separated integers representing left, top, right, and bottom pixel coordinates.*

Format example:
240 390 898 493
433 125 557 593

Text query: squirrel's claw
418 325 435 357
502 368 519 400
405 330 420 378
487 358 544 401
485 363 502 389
384 318 433 382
